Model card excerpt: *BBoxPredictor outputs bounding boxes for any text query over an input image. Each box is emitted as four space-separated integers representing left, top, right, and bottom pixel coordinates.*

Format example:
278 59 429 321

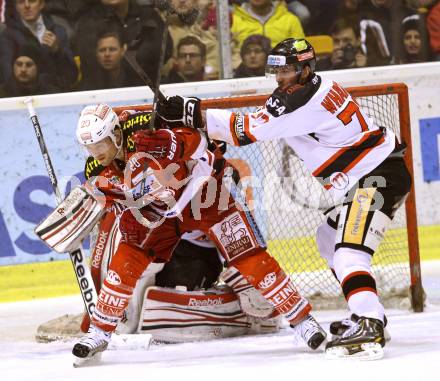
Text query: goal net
113 83 423 312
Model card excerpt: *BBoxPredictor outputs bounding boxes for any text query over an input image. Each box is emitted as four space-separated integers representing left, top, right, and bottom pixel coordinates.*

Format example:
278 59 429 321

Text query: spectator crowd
0 0 439 98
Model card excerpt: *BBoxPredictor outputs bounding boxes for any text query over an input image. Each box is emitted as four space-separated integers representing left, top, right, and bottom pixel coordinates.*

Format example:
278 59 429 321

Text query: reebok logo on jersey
92 231 109 268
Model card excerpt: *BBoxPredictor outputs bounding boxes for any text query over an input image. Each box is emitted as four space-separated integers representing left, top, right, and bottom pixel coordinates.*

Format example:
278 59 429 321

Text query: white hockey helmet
76 104 121 148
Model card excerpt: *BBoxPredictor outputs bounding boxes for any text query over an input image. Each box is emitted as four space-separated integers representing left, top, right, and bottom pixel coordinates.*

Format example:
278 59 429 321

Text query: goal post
113 82 424 312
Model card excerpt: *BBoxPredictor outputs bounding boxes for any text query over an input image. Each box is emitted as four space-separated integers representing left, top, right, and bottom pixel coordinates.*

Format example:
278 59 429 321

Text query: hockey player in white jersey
157 38 412 359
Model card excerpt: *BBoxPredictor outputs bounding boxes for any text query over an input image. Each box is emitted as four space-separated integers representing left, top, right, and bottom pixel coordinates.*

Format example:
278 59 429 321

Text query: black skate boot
291 314 327 350
72 325 111 367
325 316 385 360
330 314 390 342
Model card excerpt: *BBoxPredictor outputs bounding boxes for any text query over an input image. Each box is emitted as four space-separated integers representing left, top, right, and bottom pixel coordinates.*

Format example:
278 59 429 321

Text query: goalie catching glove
157 95 203 130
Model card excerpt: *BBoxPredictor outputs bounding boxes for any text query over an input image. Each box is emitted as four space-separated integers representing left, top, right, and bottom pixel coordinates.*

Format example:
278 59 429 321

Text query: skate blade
73 351 103 368
325 342 384 361
108 334 152 350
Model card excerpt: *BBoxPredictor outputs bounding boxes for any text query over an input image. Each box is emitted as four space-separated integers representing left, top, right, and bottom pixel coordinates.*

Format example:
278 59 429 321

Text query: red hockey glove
133 129 182 166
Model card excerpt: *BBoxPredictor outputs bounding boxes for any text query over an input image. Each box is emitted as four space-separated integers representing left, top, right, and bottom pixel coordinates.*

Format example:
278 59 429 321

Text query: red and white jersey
85 119 214 217
206 75 396 199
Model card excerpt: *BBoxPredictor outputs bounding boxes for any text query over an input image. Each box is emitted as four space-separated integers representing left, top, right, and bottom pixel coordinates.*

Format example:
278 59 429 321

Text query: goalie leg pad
221 266 275 319
34 186 105 253
234 250 311 325
91 243 153 332
137 286 279 342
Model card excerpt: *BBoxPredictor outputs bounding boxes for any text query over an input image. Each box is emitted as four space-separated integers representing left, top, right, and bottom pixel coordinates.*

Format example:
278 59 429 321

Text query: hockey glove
133 129 183 167
157 95 203 129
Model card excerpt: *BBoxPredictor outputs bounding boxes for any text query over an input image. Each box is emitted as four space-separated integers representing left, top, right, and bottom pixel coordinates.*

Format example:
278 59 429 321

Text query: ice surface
1 263 439 381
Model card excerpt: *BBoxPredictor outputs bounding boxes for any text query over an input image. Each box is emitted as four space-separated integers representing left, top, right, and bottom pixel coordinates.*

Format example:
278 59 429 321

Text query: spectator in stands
0 0 5 33
163 35 207 83
0 43 60 97
427 0 440 60
286 1 311 27
0 0 78 91
317 17 367 70
400 15 424 63
231 0 305 49
79 27 143 90
337 0 360 20
234 34 271 78
359 0 394 66
166 0 220 80
73 0 172 89
44 0 98 28
296 0 339 35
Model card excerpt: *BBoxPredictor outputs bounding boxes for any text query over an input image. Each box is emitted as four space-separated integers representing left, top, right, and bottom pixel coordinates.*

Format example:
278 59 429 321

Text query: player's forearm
205 109 239 146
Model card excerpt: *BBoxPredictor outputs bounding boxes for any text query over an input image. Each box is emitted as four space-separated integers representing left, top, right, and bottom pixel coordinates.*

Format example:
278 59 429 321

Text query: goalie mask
265 38 316 77
76 104 121 149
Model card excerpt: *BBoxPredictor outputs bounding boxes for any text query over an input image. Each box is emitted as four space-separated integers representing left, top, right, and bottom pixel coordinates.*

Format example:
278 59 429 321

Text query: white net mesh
222 92 411 309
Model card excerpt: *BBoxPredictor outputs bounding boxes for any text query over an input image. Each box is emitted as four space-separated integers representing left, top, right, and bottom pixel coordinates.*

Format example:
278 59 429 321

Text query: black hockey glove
157 95 203 129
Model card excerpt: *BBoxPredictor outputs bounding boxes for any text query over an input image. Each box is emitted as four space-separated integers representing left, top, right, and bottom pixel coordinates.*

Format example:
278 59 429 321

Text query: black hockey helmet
266 38 316 76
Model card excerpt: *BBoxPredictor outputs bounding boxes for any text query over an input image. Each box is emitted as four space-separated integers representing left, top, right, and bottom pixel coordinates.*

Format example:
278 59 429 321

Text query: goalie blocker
35 186 105 254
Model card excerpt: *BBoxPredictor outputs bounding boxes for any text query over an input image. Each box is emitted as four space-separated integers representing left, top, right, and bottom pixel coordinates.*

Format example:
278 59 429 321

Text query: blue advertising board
419 117 440 182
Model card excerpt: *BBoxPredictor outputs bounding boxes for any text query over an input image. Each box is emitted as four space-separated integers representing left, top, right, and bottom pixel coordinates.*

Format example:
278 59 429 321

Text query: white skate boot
291 314 327 350
72 324 111 367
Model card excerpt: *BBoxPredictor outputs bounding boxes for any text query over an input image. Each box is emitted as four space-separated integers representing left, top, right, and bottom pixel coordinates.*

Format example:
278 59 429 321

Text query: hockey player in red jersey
157 38 412 359
70 103 326 365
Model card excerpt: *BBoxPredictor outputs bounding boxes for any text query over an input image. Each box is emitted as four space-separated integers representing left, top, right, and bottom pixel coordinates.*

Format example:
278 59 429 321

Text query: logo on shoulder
266 96 286 117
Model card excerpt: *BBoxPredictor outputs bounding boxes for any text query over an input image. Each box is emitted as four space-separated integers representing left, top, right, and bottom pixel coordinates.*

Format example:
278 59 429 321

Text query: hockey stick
123 10 170 199
124 50 166 105
123 5 170 123
24 98 97 317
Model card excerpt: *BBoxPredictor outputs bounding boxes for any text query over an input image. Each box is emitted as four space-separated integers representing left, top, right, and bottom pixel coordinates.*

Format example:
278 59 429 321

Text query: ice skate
72 325 111 367
325 316 385 360
330 314 391 342
291 314 327 350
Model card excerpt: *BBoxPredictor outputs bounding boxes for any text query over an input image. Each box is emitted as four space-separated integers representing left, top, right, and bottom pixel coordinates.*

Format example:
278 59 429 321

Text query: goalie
36 104 326 365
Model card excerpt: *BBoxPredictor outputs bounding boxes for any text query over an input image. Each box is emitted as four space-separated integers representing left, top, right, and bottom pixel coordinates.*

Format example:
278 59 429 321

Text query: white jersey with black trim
206 74 396 200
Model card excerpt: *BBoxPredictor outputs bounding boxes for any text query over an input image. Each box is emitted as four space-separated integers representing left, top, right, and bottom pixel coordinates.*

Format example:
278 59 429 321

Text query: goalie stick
24 98 98 318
